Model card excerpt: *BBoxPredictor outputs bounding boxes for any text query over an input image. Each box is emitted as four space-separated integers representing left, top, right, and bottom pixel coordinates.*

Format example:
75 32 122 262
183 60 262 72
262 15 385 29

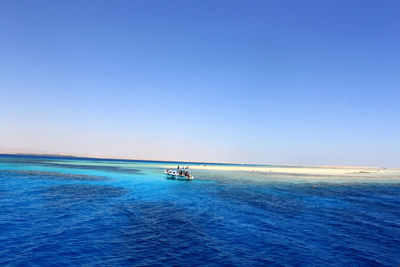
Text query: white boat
165 166 194 180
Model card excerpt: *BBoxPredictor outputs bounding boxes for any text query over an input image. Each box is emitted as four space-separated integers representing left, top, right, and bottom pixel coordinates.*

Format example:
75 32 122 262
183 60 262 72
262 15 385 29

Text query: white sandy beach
188 165 381 175
165 164 400 181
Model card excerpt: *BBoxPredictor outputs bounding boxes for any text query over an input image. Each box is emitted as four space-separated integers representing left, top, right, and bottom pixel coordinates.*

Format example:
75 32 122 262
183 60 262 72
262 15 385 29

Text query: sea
0 154 399 266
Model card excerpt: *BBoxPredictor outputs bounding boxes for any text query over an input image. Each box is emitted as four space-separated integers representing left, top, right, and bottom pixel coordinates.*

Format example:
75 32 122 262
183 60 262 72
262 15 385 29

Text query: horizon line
0 151 392 169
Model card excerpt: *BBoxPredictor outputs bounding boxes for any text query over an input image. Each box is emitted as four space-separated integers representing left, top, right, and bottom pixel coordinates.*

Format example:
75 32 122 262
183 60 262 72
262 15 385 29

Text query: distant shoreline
1 152 399 181
0 151 395 170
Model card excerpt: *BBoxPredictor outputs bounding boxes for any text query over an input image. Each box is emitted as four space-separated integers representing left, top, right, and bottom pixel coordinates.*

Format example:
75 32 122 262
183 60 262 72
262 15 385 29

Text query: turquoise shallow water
0 155 399 266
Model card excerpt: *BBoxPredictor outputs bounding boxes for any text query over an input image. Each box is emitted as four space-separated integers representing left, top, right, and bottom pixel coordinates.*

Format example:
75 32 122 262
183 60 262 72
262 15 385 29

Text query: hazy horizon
1 1 399 167
0 148 397 169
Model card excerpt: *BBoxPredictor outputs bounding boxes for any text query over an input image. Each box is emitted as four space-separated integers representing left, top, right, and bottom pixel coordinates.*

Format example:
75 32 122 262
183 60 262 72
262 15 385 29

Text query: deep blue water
0 155 399 266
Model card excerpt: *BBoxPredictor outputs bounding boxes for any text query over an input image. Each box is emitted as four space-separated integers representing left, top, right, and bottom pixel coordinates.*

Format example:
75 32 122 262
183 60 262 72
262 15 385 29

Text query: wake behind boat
165 166 194 180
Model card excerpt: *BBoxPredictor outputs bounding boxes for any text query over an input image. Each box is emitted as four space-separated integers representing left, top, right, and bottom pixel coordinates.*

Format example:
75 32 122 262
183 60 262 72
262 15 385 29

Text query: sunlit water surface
0 155 399 266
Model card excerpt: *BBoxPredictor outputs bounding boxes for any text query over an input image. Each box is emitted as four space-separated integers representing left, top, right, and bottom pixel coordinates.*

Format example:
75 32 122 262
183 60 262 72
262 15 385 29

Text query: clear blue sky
1 0 399 166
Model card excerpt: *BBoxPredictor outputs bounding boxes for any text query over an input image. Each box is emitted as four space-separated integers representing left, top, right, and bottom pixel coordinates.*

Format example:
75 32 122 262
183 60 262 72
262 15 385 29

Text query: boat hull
165 172 194 180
